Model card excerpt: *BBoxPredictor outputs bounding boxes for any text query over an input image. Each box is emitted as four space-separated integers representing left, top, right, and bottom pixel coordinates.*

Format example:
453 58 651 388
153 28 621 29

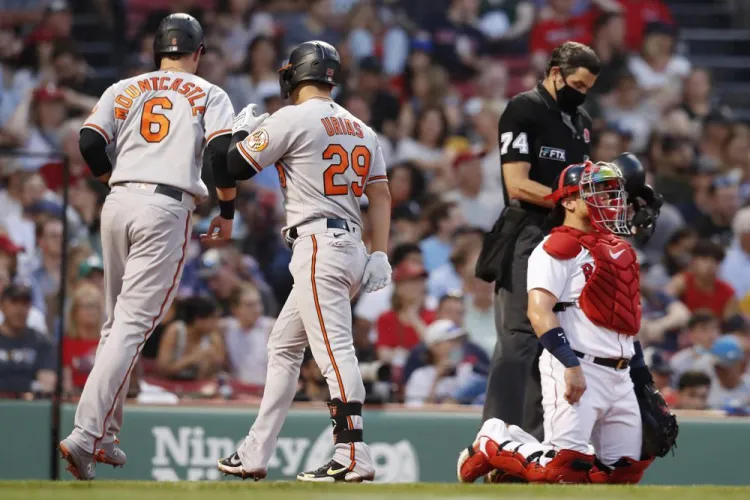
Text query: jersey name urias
236 97 387 231
82 70 234 199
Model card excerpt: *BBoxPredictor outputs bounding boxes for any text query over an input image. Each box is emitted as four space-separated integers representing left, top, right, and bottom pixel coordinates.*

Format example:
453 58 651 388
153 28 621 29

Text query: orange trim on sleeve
83 123 110 143
237 141 263 172
206 128 231 143
366 175 388 184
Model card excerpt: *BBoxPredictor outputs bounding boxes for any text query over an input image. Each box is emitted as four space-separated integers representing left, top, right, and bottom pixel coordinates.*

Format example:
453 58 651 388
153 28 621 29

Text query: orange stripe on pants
310 235 356 469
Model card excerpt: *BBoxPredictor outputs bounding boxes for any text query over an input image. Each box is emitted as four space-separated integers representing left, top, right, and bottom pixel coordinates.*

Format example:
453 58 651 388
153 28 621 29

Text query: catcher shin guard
327 399 363 444
525 449 595 484
456 438 498 483
589 457 654 484
488 441 530 483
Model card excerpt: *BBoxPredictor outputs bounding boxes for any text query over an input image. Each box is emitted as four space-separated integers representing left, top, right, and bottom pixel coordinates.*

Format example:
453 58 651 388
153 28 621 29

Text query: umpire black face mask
555 76 587 114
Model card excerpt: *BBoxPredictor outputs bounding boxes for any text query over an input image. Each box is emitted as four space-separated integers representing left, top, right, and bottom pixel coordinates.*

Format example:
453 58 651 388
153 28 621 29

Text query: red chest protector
543 226 641 335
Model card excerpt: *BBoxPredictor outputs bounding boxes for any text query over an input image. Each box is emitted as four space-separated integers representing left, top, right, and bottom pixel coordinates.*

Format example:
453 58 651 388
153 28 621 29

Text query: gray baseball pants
67 183 194 455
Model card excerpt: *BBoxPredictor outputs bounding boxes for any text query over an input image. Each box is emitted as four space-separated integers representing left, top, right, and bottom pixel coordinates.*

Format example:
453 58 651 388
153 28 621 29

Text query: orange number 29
322 144 372 197
140 97 173 143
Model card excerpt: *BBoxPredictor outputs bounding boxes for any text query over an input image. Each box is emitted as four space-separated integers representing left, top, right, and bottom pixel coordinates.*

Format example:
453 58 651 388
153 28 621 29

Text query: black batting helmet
278 41 341 99
612 152 646 197
153 13 205 68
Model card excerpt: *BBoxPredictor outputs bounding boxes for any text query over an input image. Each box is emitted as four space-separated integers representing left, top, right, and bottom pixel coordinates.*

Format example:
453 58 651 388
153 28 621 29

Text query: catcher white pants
539 349 642 465
237 226 373 475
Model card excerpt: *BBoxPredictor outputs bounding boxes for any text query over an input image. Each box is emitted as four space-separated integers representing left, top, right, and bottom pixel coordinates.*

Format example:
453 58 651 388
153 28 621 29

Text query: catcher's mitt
635 382 678 458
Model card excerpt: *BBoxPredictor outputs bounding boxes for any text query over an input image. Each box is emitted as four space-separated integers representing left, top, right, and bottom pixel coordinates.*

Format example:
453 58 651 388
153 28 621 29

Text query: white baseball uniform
68 70 234 455
233 97 388 476
525 235 641 465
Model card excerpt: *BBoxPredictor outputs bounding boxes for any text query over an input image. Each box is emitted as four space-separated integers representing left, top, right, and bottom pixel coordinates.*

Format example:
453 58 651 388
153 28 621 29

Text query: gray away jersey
237 97 387 230
82 70 234 199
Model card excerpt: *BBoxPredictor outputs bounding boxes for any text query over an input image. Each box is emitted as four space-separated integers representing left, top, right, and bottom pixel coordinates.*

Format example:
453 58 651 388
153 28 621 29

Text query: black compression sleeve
206 133 235 188
79 128 112 178
227 131 256 181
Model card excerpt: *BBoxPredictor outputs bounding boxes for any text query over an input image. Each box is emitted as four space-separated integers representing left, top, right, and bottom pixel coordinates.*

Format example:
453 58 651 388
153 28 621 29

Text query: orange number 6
323 144 371 197
140 97 172 143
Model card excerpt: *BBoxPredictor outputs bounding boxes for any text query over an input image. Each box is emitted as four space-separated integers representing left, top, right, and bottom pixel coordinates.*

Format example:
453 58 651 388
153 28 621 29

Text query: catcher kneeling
458 160 678 485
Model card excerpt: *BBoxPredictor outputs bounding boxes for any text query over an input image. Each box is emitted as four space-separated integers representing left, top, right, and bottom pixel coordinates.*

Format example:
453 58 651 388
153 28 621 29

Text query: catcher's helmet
278 41 341 99
153 13 205 68
546 161 630 235
547 163 587 204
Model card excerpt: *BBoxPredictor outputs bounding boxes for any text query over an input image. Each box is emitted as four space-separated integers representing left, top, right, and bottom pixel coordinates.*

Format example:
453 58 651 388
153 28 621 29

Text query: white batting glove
361 251 392 293
232 103 269 135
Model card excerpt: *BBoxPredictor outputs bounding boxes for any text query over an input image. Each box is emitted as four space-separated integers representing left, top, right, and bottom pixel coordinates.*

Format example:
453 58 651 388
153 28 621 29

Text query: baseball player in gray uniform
59 14 236 480
216 41 392 482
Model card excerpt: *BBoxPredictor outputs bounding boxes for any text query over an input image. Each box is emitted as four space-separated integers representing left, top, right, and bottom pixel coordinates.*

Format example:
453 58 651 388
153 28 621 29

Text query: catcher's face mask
580 162 630 235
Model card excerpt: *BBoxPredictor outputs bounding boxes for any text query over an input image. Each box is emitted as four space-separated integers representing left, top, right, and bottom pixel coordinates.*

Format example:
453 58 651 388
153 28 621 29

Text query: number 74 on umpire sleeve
500 132 529 155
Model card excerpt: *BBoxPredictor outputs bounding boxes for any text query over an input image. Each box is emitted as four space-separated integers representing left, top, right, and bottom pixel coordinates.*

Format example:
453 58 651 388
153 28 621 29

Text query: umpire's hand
564 366 587 404
200 215 233 246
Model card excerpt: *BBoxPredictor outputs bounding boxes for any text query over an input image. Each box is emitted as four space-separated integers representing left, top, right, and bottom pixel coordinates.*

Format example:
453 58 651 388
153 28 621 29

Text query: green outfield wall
1 401 747 484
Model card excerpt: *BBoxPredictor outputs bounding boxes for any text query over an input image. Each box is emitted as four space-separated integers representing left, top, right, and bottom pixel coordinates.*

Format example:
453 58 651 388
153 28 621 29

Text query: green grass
0 482 748 500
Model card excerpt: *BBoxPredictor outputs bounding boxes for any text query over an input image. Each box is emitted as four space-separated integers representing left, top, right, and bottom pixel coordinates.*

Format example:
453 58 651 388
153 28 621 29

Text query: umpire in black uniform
476 42 600 439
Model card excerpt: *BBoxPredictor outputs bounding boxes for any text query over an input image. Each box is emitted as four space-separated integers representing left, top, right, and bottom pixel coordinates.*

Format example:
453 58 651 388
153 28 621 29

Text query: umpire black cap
153 13 205 68
278 41 341 99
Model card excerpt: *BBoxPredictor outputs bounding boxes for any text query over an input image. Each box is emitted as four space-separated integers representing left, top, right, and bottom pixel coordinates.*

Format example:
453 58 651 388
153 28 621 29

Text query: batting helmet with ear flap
153 13 205 68
612 152 646 197
278 41 341 99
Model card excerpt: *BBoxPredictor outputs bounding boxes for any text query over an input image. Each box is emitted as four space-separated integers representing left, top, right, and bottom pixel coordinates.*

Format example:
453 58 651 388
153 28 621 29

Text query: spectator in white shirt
444 152 504 231
223 283 274 387
427 227 483 299
460 252 496 358
670 311 720 382
603 70 654 153
628 22 690 102
719 206 750 304
705 335 750 413
404 319 485 406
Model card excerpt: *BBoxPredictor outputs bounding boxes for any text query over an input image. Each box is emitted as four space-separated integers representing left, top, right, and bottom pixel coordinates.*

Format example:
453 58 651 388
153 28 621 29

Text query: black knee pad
327 399 363 444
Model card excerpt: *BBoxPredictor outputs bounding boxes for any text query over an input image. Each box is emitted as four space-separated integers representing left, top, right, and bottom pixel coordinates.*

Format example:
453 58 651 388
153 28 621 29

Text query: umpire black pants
482 223 545 440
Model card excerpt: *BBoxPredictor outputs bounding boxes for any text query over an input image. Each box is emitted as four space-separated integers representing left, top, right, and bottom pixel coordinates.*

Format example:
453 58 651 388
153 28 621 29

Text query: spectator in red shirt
18 1 73 72
375 262 436 369
62 283 104 395
666 240 738 320
617 0 673 52
530 0 598 71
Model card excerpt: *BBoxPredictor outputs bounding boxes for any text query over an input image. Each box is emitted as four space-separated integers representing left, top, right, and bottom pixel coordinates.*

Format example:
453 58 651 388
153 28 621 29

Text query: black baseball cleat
217 452 267 481
297 459 374 483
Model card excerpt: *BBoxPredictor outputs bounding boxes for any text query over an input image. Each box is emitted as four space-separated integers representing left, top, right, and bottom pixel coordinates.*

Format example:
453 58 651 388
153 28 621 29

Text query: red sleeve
62 338 73 367
376 312 397 348
421 310 437 325
718 280 736 307
576 11 596 45
658 1 674 23
530 22 547 53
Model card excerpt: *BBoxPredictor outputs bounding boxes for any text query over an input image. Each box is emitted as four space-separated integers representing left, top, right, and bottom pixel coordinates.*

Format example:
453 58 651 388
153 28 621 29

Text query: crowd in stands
0 0 749 414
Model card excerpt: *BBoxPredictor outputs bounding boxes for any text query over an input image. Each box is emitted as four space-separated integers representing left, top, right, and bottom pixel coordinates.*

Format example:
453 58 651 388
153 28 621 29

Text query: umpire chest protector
544 226 641 335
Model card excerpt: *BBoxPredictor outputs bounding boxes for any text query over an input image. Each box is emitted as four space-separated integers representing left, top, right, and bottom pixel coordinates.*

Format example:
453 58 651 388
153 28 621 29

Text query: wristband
218 199 235 220
539 327 580 368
